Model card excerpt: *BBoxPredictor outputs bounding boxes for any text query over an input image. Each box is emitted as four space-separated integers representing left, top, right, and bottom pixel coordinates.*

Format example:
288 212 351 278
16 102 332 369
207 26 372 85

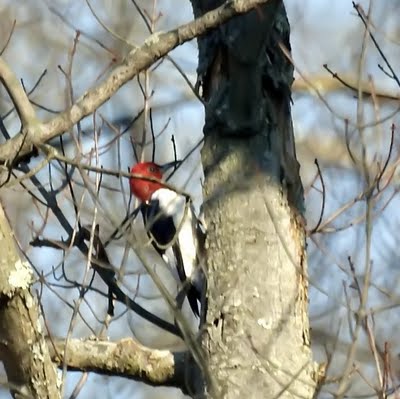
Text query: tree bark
0 203 61 399
191 0 319 397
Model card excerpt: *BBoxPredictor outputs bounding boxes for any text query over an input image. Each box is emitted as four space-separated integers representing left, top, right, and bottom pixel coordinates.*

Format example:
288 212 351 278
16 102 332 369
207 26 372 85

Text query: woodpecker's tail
176 281 202 318
187 284 201 317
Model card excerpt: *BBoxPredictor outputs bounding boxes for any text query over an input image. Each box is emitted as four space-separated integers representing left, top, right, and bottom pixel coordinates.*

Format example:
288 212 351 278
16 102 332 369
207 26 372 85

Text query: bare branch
293 72 400 101
0 57 38 129
48 337 198 395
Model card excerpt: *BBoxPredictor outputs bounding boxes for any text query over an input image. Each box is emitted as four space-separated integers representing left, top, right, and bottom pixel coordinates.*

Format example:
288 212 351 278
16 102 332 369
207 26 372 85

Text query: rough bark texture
0 203 61 399
191 0 318 397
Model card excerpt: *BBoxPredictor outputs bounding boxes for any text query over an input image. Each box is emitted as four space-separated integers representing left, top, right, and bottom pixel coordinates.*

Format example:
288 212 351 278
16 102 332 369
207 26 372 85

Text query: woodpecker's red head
130 161 176 202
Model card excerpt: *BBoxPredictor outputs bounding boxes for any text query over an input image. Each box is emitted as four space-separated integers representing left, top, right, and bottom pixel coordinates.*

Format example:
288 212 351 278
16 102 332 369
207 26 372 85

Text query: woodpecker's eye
149 166 157 173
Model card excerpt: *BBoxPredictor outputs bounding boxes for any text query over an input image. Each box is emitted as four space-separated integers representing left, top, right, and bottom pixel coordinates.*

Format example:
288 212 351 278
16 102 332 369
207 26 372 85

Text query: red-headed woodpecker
130 161 205 318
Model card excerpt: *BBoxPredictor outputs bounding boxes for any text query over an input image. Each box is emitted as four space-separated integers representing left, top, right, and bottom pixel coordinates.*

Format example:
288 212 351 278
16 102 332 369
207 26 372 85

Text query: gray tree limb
48 337 199 395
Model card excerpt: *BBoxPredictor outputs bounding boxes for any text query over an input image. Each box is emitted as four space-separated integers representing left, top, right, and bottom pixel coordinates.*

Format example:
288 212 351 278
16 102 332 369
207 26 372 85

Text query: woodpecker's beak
160 160 181 173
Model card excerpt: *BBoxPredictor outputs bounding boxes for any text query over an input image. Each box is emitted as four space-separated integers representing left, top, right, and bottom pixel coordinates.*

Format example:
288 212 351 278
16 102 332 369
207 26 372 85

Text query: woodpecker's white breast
151 188 186 219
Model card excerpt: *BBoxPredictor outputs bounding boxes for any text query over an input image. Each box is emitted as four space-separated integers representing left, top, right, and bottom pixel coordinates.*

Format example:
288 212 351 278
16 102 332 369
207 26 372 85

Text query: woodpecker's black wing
141 200 175 256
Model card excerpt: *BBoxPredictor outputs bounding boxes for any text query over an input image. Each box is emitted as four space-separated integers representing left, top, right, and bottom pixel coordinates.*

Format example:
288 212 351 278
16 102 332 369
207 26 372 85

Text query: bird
129 161 205 318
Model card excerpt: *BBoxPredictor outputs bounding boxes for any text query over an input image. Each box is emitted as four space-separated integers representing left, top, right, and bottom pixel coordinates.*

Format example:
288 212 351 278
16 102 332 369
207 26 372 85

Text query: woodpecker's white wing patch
176 205 197 279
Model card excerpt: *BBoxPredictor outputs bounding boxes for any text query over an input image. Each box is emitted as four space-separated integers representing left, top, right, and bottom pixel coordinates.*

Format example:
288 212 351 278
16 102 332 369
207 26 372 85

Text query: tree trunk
191 1 319 397
0 202 61 398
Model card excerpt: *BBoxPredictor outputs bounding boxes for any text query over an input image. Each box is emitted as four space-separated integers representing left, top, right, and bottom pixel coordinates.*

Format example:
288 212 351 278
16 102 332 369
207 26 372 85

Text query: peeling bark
0 203 60 399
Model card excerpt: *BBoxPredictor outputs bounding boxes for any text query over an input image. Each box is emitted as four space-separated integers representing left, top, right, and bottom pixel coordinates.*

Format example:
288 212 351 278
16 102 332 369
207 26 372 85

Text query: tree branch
0 0 272 165
0 58 38 129
48 337 198 395
293 73 400 101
